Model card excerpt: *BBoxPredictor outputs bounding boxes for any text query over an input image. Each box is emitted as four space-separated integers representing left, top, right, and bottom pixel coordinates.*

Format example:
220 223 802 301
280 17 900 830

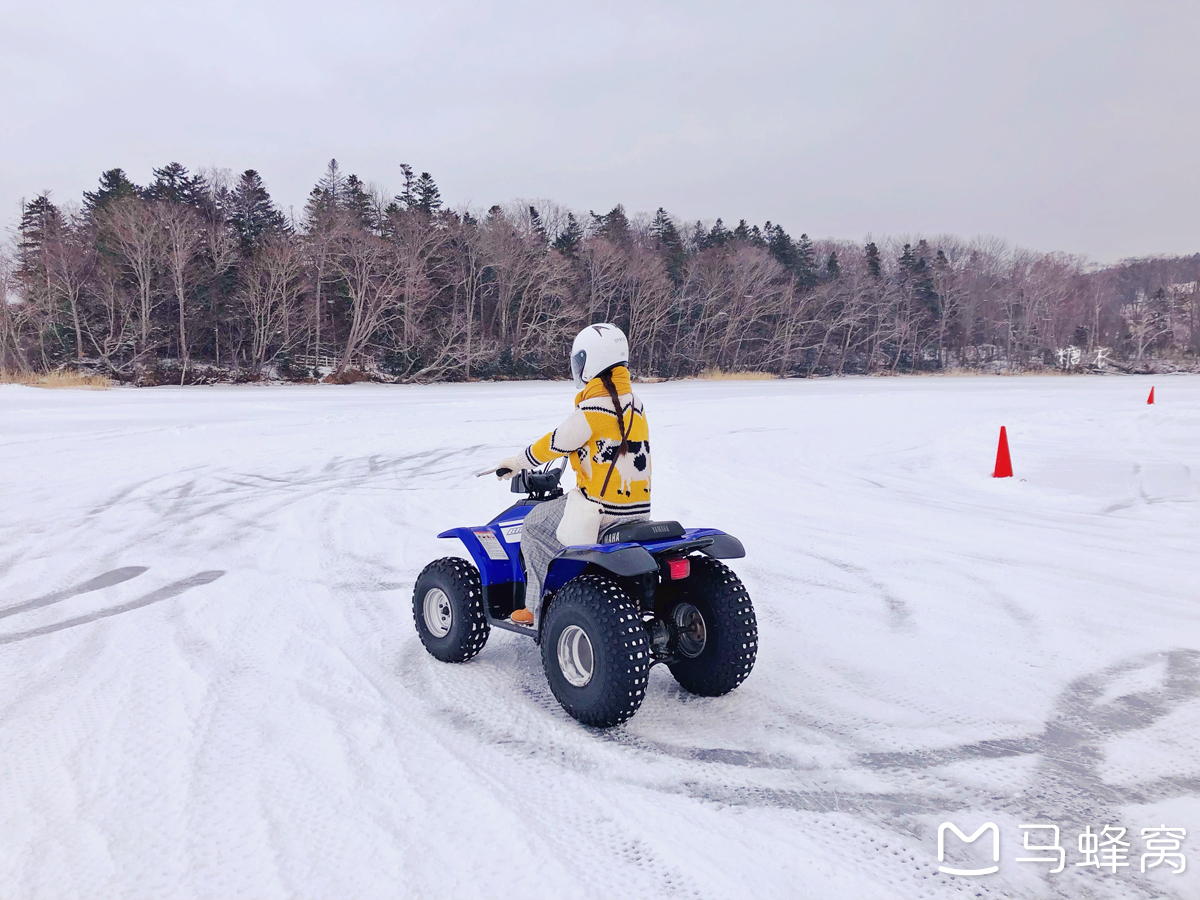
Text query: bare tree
157 202 204 380
43 219 97 360
81 262 137 369
477 210 578 367
334 229 404 373
387 209 448 376
301 207 350 362
241 238 305 371
1121 289 1174 361
0 244 33 370
580 239 626 324
102 199 164 358
621 247 673 373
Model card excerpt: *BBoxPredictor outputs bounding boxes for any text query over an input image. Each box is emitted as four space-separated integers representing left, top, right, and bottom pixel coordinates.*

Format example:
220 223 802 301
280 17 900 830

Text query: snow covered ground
1 374 1197 900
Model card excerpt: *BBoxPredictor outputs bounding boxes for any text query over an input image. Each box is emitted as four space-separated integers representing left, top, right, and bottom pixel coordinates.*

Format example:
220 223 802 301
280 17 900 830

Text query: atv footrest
490 618 538 639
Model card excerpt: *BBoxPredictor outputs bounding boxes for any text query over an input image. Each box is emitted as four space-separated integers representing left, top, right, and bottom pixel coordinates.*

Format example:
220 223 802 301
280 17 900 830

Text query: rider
493 323 651 625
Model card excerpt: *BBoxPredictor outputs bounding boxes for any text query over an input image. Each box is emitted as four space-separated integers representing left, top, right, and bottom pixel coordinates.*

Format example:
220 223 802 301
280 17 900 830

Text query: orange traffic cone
993 426 1013 478
1147 386 1155 405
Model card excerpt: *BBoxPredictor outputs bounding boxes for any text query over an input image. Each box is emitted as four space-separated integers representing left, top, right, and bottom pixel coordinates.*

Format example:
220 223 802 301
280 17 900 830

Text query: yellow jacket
524 366 651 518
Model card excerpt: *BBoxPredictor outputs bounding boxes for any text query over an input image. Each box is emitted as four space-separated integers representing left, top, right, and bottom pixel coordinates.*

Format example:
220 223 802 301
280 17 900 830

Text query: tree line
3 159 1197 383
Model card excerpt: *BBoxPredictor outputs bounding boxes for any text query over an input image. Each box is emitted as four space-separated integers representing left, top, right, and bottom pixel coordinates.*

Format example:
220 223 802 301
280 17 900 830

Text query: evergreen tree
650 208 686 284
767 223 797 271
825 250 841 280
82 168 140 219
317 159 345 204
591 205 629 243
865 241 882 278
707 218 730 247
379 199 405 239
795 233 817 288
195 174 231 225
414 172 442 214
395 163 417 210
732 219 751 242
230 170 287 252
303 188 329 226
650 207 676 242
303 160 346 226
303 186 332 225
17 194 64 279
343 174 374 229
912 242 938 312
145 162 204 205
897 240 937 315
528 206 548 243
552 212 583 255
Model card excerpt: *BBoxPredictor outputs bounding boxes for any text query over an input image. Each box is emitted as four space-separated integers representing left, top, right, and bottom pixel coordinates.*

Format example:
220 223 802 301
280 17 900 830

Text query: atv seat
600 520 686 545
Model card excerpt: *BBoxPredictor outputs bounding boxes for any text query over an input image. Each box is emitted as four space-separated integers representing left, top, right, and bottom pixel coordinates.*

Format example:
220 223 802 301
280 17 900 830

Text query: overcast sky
2 0 1196 262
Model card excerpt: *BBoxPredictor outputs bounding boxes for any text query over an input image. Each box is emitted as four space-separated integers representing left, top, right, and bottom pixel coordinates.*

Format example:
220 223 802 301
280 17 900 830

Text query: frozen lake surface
1 375 1197 899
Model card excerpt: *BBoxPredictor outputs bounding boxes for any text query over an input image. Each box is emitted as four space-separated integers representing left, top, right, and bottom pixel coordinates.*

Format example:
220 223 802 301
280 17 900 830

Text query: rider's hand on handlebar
493 456 528 480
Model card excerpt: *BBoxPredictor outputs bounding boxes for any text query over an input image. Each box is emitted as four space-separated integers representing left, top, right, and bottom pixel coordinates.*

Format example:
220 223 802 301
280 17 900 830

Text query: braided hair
598 367 630 497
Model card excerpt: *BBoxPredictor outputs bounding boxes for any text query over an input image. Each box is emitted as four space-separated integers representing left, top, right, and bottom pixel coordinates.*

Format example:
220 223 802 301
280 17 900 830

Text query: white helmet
570 323 628 389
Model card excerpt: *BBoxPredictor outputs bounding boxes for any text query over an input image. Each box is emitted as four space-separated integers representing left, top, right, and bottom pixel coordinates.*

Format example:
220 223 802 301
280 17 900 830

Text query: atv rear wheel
412 557 489 662
540 574 650 727
667 556 757 696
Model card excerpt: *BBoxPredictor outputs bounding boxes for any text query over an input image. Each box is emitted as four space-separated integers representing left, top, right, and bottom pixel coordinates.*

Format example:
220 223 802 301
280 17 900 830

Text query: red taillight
666 556 690 580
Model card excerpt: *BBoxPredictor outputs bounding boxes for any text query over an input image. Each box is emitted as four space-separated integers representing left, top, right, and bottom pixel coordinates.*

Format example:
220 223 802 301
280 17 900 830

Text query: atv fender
701 533 745 559
557 545 658 576
437 526 522 586
543 545 658 594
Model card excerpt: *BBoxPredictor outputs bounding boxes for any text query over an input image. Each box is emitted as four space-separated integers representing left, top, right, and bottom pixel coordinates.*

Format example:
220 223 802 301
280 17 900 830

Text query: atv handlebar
474 465 520 478
511 457 566 496
476 458 566 499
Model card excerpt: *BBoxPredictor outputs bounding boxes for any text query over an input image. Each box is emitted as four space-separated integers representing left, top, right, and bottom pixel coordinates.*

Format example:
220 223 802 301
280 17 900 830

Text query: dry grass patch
697 368 777 381
322 368 376 385
0 369 113 389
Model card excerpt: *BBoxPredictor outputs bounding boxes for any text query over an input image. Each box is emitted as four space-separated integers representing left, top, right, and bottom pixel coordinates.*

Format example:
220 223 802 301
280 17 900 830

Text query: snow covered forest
4 160 1197 383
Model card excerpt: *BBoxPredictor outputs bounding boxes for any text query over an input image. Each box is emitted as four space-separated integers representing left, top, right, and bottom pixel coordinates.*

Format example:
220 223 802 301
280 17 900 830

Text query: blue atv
412 459 758 727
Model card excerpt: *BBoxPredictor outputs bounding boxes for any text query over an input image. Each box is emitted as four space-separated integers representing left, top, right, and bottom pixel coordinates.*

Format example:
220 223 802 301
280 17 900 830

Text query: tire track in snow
0 571 225 645
3 379 1197 899
394 624 1200 898
800 551 914 632
308 563 717 899
0 566 149 620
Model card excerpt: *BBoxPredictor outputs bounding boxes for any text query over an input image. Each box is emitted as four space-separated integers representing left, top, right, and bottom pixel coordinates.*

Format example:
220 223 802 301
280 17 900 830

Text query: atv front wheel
412 557 489 662
540 574 650 727
667 556 757 696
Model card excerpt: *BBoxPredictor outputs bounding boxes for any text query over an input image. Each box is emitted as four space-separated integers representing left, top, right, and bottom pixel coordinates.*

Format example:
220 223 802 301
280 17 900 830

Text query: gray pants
520 497 649 623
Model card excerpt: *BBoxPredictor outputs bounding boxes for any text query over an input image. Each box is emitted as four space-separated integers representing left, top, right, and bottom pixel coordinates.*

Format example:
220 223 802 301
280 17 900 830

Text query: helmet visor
571 349 587 389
